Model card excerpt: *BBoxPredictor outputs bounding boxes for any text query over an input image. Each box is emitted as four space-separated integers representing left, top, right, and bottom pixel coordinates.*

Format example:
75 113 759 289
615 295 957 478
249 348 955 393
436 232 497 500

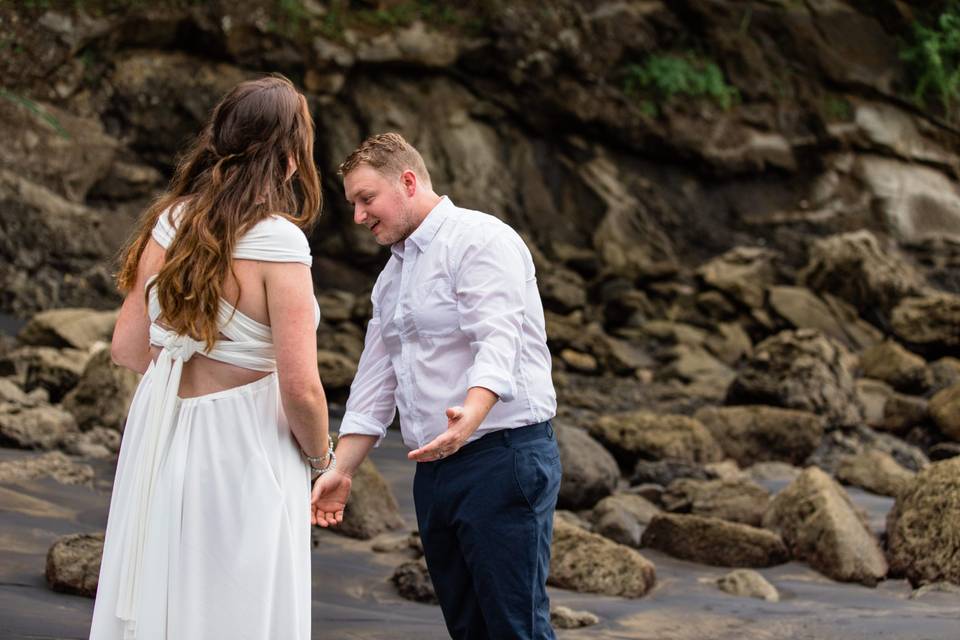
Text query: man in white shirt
311 133 560 639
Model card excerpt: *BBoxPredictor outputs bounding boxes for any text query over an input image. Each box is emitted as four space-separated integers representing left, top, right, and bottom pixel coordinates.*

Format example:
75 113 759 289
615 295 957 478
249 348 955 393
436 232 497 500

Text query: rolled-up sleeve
339 314 398 447
457 230 529 403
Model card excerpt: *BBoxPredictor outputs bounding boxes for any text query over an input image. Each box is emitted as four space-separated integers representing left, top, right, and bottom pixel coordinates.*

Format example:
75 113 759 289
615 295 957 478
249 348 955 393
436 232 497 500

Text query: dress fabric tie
114 319 276 639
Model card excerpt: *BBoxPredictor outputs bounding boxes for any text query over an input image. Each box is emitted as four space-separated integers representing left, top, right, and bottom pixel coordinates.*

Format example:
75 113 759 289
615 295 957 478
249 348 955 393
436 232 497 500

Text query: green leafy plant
623 53 738 115
901 2 960 114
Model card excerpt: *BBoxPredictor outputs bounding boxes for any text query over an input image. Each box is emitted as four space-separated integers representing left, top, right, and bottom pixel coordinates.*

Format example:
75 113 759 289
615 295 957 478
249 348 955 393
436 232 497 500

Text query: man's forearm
333 434 378 477
459 386 499 437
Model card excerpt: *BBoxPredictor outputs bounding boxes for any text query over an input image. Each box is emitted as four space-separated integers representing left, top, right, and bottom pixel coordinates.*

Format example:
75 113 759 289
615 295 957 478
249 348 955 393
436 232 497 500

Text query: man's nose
353 204 366 225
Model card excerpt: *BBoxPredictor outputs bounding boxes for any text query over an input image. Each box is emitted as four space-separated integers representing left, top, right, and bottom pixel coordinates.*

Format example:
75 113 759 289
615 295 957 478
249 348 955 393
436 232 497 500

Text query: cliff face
2 0 959 315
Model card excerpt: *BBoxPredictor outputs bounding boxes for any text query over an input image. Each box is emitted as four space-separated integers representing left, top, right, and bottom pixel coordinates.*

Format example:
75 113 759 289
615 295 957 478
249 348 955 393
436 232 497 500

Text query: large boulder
641 513 789 568
887 458 960 587
586 411 724 467
549 518 656 597
17 308 117 350
336 459 405 540
762 467 888 585
62 345 140 432
799 230 927 322
0 403 77 450
555 424 619 510
807 425 929 476
726 329 863 429
45 533 104 598
694 405 824 466
661 478 770 526
316 350 358 396
891 293 960 355
632 458 716 487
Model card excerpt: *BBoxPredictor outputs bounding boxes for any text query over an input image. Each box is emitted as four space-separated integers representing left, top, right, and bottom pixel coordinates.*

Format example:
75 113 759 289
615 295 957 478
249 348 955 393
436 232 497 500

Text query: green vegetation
622 53 738 116
901 2 960 115
0 89 70 139
821 94 853 122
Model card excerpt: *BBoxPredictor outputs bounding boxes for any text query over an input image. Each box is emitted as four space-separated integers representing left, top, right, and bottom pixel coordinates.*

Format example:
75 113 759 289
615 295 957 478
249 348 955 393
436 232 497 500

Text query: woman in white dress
90 75 334 640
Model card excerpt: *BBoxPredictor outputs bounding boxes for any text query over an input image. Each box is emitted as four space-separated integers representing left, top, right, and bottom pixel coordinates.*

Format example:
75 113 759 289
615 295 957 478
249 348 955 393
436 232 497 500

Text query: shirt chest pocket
409 276 458 338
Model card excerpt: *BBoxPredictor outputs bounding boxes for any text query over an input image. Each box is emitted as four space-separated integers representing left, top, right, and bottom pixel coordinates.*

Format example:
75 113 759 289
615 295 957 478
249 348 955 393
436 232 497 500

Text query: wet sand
1 436 959 639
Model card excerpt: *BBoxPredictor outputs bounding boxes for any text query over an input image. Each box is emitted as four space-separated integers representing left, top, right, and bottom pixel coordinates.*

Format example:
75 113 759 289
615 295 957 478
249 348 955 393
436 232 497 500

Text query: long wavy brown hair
116 75 321 350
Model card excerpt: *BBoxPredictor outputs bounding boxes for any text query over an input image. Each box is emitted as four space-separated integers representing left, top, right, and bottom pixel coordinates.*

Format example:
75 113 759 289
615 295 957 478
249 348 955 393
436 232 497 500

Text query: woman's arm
111 239 166 374
264 261 329 459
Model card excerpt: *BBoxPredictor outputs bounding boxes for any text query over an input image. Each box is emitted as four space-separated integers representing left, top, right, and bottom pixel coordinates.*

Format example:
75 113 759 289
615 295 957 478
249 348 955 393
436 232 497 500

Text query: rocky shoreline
3 1 960 636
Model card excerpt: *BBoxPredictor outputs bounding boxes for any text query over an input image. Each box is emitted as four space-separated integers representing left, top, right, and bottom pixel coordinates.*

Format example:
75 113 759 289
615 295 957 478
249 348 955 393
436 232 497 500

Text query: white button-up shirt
338 196 557 450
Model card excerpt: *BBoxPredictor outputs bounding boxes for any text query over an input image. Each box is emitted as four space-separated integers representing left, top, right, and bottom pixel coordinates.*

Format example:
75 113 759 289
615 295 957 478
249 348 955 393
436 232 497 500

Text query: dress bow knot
162 334 204 361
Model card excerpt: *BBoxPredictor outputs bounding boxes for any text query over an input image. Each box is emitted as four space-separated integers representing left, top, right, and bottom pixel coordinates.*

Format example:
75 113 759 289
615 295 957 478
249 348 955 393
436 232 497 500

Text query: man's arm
313 282 399 525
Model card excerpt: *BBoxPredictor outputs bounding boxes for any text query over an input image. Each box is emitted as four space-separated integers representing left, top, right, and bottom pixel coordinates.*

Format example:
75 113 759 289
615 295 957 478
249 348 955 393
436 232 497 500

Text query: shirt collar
391 196 453 259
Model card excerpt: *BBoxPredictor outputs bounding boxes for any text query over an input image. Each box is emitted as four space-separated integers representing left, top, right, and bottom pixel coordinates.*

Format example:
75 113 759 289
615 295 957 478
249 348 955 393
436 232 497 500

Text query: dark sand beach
1 433 958 640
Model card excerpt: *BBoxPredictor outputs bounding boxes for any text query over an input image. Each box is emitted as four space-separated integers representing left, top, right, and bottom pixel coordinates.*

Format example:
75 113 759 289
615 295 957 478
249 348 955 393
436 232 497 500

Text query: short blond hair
338 132 432 186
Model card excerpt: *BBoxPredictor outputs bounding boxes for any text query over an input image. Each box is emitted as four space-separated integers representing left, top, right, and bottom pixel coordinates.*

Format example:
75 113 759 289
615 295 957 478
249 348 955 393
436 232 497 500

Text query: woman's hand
311 469 352 527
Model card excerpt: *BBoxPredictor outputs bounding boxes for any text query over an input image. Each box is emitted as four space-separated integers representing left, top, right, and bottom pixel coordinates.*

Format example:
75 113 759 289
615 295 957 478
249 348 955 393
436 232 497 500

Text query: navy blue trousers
413 421 561 640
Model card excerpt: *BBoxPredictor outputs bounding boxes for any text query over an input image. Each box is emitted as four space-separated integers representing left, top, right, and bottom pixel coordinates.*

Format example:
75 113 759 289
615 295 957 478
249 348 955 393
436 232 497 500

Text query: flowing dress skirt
90 365 311 640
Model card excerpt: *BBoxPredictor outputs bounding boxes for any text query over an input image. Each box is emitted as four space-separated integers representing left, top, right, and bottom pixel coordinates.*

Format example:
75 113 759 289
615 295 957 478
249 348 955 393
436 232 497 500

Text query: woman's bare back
149 258 274 399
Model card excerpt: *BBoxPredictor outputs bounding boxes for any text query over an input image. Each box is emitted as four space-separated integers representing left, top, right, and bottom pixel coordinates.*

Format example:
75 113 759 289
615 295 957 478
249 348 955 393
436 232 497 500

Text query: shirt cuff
466 365 517 403
338 411 388 448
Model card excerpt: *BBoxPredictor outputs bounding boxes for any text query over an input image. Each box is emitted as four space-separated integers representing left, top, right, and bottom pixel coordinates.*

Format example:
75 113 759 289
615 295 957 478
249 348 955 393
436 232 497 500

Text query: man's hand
311 469 352 527
408 405 479 462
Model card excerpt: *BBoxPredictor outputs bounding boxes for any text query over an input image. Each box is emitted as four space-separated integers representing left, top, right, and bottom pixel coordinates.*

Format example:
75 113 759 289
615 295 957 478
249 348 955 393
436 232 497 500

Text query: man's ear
401 169 418 197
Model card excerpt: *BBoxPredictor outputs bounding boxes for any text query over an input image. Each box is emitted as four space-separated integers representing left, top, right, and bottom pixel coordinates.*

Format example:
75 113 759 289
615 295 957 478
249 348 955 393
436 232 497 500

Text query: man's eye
364 197 373 204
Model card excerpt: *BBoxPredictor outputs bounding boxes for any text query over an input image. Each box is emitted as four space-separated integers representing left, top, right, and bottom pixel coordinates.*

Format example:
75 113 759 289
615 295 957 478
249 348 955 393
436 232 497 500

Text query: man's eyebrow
347 188 371 204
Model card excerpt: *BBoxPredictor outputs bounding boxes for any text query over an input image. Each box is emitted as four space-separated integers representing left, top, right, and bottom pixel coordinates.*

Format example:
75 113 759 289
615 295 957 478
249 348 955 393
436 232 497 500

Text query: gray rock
859 340 930 393
336 459 405 540
716 569 779 602
550 605 599 629
62 345 140 432
587 411 724 467
17 308 117 350
767 285 880 351
591 493 661 547
799 230 927 321
0 450 93 485
662 478 770 526
887 458 960 587
930 383 960 442
836 450 915 497
2 346 88 403
549 518 656 597
632 458 716 487
0 403 77 450
316 350 358 395
892 293 960 355
697 247 779 309
556 424 619 510
726 329 863 429
694 405 824 467
807 425 930 475
641 513 789 568
391 559 438 604
46 533 103 598
762 467 888 586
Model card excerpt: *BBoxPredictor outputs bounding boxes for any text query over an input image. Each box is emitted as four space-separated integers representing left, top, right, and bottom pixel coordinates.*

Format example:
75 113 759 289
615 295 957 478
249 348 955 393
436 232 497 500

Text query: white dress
90 210 320 640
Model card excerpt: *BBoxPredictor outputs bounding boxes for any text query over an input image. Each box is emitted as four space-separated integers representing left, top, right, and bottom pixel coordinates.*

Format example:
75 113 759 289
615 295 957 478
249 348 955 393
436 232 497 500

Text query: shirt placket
394 241 422 447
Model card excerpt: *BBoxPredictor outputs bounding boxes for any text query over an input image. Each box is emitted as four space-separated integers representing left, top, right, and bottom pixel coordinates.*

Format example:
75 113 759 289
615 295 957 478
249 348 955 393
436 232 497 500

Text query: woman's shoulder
150 201 186 249
236 214 312 266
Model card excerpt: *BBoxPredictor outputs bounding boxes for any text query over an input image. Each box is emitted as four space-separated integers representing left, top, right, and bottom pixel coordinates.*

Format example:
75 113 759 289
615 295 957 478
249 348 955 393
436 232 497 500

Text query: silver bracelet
304 435 334 470
310 449 337 479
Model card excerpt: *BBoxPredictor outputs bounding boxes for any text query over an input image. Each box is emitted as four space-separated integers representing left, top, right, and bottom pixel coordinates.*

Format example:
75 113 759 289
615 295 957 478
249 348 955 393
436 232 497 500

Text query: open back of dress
90 207 319 640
